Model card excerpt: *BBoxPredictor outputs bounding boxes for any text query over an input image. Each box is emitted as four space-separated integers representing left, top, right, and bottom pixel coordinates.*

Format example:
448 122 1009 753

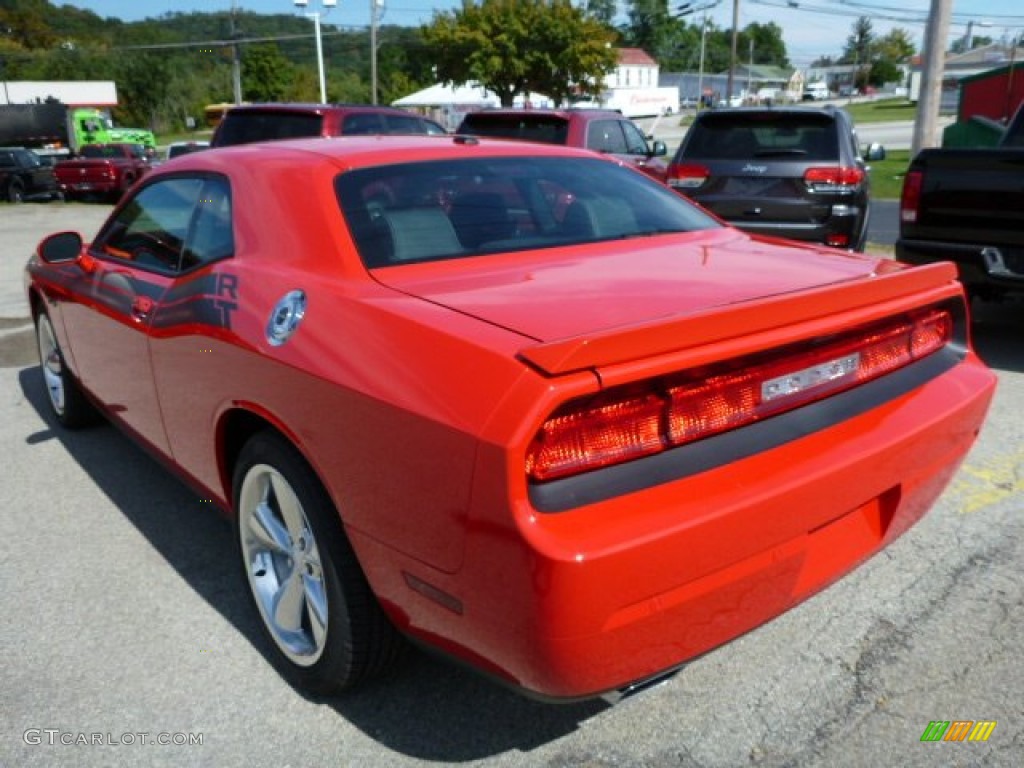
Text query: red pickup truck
55 143 153 202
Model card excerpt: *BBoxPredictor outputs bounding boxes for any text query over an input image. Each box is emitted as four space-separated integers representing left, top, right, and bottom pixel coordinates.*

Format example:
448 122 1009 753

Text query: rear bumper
373 352 995 700
58 179 119 194
730 206 867 249
897 239 1024 294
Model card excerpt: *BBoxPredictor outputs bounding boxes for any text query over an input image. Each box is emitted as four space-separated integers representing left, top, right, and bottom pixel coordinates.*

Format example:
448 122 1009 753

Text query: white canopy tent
392 82 554 131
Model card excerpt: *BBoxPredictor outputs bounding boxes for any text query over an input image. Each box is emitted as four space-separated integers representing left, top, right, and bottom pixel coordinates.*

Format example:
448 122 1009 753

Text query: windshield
336 156 721 267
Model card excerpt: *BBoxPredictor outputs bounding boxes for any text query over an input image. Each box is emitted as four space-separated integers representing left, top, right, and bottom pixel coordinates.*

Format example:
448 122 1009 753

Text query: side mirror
864 143 886 162
651 140 668 157
38 231 83 264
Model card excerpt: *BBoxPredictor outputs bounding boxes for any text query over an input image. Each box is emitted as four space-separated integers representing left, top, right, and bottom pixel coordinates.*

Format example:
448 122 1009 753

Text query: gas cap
266 290 307 346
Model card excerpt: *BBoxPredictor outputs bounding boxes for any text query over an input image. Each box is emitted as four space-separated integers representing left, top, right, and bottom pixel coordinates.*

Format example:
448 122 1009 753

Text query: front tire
234 431 404 694
35 311 97 428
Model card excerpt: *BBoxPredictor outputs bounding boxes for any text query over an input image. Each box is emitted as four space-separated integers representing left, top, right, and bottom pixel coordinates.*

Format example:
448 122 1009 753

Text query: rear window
335 156 720 268
458 114 569 145
681 112 839 161
214 111 323 146
341 113 431 136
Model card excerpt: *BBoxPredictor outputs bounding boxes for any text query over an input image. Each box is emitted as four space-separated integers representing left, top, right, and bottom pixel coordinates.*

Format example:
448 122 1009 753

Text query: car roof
223 103 422 116
152 134 605 174
462 108 625 120
697 106 845 119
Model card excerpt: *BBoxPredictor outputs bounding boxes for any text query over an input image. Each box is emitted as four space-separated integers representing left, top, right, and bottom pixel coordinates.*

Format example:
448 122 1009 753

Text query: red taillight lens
804 166 865 190
526 308 953 482
900 169 923 224
667 163 710 189
526 391 666 482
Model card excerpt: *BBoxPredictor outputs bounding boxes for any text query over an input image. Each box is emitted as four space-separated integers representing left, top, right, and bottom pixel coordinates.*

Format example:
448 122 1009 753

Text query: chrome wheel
36 313 66 416
239 463 328 666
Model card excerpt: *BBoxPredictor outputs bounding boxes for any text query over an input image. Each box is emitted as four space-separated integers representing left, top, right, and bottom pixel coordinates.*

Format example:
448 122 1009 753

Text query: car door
60 176 209 456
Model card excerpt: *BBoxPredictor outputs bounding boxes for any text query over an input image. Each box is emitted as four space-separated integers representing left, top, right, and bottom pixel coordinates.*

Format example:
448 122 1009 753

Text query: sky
59 1 1024 68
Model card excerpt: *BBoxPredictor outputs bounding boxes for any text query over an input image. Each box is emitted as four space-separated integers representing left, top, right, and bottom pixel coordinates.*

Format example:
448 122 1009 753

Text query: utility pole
912 0 953 155
230 0 242 105
727 0 739 103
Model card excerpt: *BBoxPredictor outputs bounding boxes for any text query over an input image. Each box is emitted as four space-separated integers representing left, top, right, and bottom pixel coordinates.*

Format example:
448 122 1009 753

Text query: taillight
526 307 953 482
900 169 923 224
804 166 865 192
667 163 710 189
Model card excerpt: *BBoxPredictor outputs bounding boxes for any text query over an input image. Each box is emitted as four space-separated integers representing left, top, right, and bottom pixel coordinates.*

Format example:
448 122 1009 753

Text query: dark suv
667 106 883 250
210 103 446 147
456 108 669 183
0 146 60 202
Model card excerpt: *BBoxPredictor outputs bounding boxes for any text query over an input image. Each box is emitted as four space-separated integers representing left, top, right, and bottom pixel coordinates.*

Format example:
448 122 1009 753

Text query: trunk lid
376 229 874 333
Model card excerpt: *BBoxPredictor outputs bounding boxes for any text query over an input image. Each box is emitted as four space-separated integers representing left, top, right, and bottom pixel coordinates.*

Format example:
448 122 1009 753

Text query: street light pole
294 0 336 105
370 0 383 105
727 0 739 103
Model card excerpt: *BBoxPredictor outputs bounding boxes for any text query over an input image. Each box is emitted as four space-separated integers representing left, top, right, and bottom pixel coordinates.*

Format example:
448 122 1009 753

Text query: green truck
0 103 156 158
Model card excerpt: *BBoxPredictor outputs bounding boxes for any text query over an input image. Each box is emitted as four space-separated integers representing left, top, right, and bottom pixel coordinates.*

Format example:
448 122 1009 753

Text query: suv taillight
803 166 865 192
667 163 710 189
900 170 923 224
526 307 952 482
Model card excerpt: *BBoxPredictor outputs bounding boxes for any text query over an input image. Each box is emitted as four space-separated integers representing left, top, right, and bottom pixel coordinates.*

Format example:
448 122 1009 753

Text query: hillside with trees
1 0 807 134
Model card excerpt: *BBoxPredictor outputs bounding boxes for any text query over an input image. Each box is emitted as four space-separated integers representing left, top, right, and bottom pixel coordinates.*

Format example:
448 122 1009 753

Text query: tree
739 22 789 69
586 0 617 26
842 16 875 90
420 0 617 107
875 28 915 64
242 43 293 102
622 0 674 61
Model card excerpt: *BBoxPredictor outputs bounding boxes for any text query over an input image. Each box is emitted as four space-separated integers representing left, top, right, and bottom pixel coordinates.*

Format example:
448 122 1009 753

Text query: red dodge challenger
24 135 995 701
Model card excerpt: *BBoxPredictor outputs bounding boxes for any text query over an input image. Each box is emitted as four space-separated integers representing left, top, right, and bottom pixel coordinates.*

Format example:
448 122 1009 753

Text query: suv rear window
682 112 839 161
215 112 324 146
458 114 569 145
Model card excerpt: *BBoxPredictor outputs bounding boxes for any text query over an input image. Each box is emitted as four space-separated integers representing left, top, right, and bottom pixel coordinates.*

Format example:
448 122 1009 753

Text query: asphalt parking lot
1 203 1022 767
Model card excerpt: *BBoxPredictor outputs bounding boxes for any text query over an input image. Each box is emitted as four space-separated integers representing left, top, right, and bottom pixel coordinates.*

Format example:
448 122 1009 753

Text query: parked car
54 142 153 202
166 140 210 160
210 103 446 147
25 135 994 701
667 106 883 250
0 146 60 202
896 103 1024 302
456 108 670 183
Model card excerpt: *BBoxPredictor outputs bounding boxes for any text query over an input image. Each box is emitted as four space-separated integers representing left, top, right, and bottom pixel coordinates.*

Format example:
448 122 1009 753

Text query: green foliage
420 0 616 106
242 44 293 102
621 3 790 73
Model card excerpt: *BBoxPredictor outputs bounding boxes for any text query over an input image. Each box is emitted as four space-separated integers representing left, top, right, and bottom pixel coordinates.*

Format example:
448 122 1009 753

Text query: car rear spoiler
518 262 961 376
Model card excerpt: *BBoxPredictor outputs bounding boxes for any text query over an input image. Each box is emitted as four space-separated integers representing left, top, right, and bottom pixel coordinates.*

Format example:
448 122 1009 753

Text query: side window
621 121 651 155
95 177 230 273
181 177 234 271
342 113 385 135
586 120 628 154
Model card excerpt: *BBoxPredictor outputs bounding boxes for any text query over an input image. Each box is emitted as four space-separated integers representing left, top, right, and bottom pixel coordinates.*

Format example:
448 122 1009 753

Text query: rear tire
7 181 24 203
234 431 404 694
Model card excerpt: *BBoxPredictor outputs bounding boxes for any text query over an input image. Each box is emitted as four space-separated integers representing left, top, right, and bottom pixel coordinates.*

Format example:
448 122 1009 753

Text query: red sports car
24 135 996 701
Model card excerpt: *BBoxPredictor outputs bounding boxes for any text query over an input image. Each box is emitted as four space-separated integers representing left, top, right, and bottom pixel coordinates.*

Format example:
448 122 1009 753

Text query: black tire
35 311 98 428
8 180 25 203
233 431 405 694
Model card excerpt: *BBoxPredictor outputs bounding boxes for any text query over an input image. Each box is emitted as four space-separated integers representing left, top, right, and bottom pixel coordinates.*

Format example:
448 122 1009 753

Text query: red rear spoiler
518 262 960 375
